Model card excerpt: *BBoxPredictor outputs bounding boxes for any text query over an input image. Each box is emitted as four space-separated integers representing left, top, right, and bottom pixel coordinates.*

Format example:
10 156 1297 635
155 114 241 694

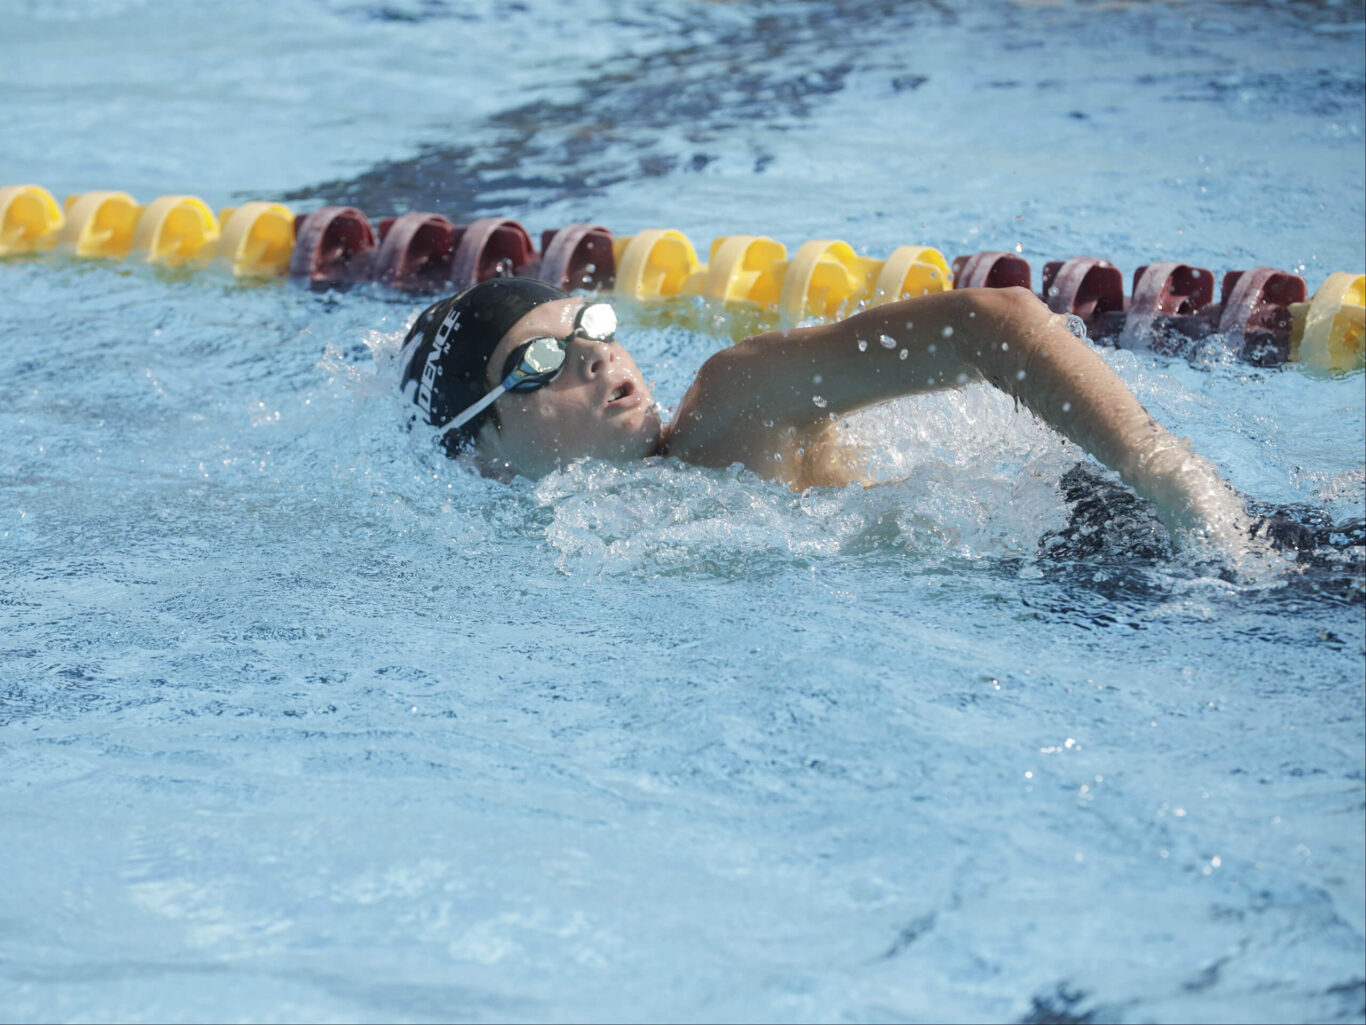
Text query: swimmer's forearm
822 289 1247 536
951 289 1250 537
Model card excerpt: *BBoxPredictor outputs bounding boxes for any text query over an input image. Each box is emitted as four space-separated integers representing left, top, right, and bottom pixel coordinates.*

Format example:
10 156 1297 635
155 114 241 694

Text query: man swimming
399 278 1252 546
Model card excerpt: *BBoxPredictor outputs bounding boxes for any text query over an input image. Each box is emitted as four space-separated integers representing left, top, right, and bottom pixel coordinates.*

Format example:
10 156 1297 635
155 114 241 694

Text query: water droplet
879 334 897 349
857 339 868 352
812 374 823 384
956 372 969 384
812 395 827 408
1000 341 1009 350
773 452 782 462
1016 369 1027 380
762 419 774 428
927 343 937 353
941 326 954 338
899 349 909 360
1061 401 1072 412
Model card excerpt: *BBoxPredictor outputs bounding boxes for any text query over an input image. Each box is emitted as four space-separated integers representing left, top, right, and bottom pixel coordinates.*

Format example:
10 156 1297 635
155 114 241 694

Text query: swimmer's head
400 279 661 475
401 278 569 454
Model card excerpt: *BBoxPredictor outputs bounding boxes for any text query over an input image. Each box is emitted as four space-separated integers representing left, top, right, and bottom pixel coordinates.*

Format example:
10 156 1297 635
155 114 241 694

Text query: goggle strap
439 380 509 438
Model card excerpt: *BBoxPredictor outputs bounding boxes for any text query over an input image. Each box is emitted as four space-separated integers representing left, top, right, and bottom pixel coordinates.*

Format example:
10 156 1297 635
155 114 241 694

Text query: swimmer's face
475 297 661 475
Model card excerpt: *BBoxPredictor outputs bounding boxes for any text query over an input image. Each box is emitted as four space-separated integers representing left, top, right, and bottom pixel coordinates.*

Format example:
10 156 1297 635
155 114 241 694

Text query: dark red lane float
951 251 1032 291
1217 267 1307 366
1041 257 1126 337
372 212 456 292
536 223 616 291
1117 261 1217 350
448 217 536 289
288 206 377 287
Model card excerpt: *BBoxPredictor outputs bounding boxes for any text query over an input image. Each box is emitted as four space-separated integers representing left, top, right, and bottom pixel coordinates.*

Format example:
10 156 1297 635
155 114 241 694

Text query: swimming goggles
440 301 618 438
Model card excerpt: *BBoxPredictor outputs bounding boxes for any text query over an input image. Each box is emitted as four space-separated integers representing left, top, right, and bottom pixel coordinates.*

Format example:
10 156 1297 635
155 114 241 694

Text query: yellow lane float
698 234 787 307
0 184 65 255
130 194 220 266
774 240 952 321
58 190 140 258
613 229 705 299
873 245 953 304
1290 272 1365 372
216 201 296 277
775 239 870 320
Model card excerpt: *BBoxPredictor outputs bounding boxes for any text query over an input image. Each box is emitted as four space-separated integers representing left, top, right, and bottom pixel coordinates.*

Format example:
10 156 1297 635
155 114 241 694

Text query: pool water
2 1 1363 1022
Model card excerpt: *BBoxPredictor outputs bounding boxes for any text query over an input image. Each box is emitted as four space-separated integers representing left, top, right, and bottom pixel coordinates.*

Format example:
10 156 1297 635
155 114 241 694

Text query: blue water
2 1 1364 1022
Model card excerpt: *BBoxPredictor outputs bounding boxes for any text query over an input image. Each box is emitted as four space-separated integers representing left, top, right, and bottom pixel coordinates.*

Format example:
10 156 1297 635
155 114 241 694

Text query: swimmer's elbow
957 285 1050 330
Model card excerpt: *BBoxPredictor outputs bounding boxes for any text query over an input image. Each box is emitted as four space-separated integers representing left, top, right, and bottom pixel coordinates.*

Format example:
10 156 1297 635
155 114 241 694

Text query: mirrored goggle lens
504 336 566 389
576 303 617 341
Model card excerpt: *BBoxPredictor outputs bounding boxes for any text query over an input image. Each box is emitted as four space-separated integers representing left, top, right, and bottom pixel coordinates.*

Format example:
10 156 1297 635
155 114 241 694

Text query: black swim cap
399 278 570 455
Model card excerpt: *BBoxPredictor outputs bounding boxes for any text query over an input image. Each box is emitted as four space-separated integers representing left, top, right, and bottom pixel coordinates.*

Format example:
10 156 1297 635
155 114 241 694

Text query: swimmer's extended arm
668 287 1249 540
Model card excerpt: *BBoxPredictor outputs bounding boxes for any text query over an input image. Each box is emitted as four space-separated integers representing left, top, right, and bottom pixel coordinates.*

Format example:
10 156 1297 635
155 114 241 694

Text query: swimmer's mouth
606 379 640 408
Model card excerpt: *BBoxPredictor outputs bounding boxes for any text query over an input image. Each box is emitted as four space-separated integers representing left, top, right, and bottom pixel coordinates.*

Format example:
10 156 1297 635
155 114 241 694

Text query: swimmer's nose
571 337 615 380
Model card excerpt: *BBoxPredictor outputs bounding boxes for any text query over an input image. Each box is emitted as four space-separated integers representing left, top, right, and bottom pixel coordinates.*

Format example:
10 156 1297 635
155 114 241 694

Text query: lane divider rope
2 183 1361 371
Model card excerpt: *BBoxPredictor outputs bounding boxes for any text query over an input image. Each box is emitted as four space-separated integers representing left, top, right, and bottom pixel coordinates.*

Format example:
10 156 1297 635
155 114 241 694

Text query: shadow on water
1026 463 1364 623
281 0 952 215
283 0 1365 218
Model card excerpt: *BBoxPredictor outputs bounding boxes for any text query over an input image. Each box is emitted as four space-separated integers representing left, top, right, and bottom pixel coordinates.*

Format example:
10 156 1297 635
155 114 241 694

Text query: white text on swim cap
417 306 462 415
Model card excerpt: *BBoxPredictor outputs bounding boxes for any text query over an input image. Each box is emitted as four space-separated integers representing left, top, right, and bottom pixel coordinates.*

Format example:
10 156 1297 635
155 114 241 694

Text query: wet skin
474 297 663 477
470 288 1251 550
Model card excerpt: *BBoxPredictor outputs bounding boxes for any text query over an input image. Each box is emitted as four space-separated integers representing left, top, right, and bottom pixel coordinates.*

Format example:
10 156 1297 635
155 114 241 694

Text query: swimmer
399 278 1252 547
